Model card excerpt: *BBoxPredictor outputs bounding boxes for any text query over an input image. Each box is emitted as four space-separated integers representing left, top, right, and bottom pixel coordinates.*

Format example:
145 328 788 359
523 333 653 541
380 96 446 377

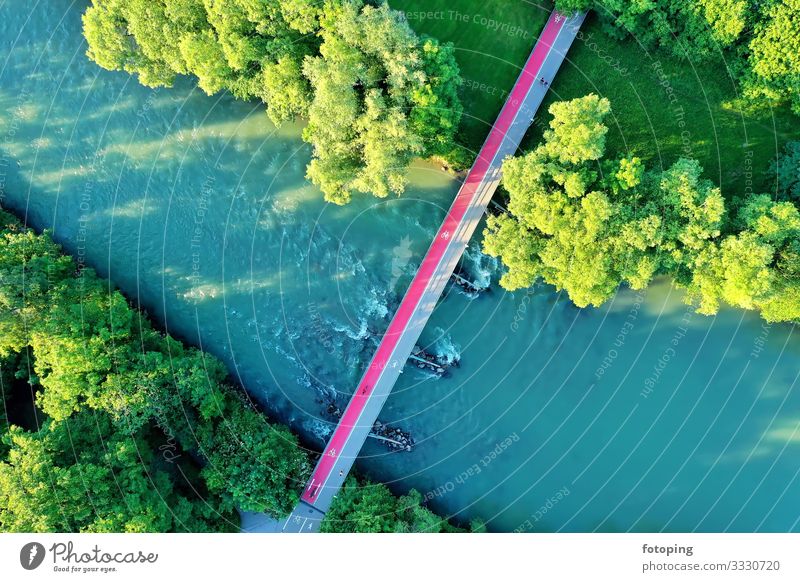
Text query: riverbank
0 204 468 533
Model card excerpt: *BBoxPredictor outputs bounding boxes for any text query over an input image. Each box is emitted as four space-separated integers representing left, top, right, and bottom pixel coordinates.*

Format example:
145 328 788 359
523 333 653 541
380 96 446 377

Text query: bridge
282 9 587 533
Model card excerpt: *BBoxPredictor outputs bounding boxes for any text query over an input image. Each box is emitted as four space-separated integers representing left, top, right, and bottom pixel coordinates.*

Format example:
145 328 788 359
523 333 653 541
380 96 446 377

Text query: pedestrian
339 470 344 477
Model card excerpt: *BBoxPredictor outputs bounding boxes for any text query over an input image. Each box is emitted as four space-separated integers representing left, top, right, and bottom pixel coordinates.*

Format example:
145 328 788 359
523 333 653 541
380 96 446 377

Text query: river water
2 1 799 532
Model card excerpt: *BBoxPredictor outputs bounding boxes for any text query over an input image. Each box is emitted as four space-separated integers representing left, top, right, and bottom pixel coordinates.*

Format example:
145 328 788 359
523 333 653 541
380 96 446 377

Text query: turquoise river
1 1 799 532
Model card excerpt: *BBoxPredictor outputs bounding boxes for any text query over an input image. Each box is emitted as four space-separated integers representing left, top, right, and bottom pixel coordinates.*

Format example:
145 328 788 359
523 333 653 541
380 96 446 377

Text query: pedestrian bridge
281 9 587 534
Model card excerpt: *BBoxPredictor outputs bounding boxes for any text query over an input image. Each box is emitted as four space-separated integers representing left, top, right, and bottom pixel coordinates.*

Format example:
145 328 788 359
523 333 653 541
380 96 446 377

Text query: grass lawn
393 1 799 198
390 0 551 155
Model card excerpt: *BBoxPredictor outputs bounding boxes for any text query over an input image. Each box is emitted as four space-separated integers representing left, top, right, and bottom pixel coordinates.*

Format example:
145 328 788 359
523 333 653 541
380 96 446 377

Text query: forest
82 0 464 204
484 95 800 323
0 210 460 532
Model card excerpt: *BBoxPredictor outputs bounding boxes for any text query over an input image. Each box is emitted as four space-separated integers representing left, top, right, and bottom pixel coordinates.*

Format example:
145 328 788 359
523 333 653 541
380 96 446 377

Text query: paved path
281 9 586 534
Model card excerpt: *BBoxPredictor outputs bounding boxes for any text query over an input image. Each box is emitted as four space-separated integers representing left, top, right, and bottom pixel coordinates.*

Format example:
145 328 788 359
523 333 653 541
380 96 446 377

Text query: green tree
0 211 309 522
81 0 463 204
321 476 461 533
482 214 543 291
554 0 593 14
262 56 312 124
200 404 310 515
83 0 184 87
484 95 664 307
178 29 236 95
0 208 470 531
484 95 798 323
582 0 800 115
683 195 800 320
0 213 78 357
593 0 748 60
303 1 461 204
0 412 232 532
541 93 611 164
655 157 725 267
409 39 463 158
743 0 800 114
770 141 800 202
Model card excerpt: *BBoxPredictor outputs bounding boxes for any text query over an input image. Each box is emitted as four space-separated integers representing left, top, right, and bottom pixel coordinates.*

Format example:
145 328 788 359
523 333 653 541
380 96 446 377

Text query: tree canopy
321 476 463 533
770 141 800 203
740 0 800 114
0 210 309 530
82 0 463 204
483 95 800 323
555 0 800 114
0 412 231 532
0 208 465 532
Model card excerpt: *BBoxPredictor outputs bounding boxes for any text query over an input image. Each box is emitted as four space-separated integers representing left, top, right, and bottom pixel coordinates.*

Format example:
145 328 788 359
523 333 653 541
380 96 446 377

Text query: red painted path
301 11 569 505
